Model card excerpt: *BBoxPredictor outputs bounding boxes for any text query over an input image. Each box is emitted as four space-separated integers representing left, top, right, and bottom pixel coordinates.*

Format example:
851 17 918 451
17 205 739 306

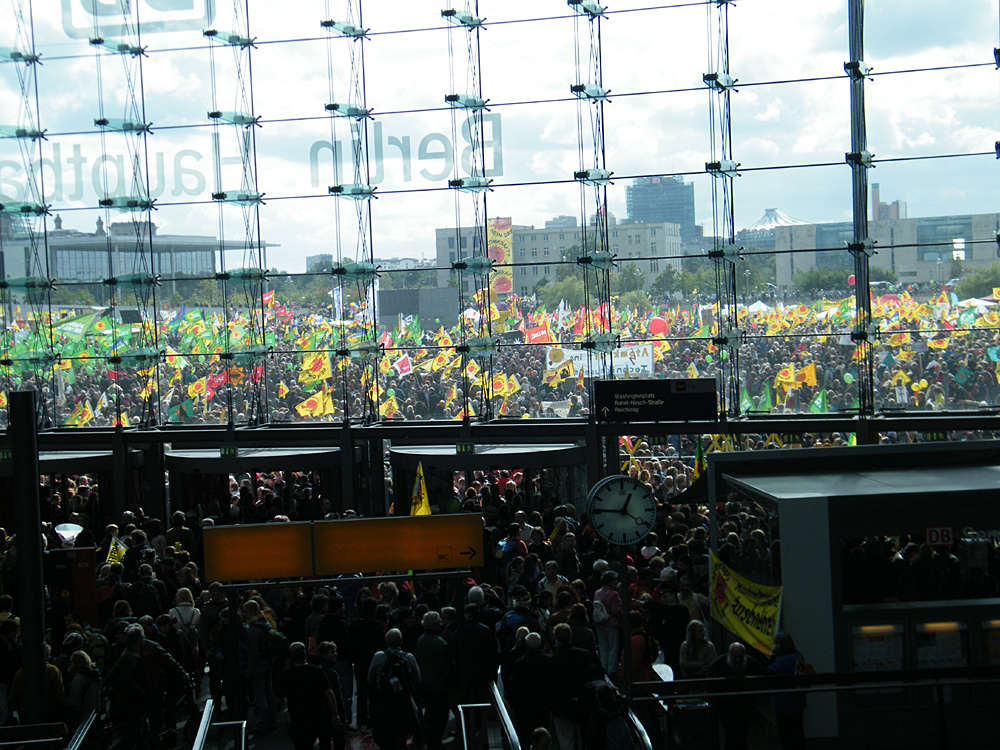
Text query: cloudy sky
1 0 997 272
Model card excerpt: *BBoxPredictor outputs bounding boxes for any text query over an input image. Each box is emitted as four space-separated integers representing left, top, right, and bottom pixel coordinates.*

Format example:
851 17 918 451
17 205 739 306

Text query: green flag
168 398 195 422
52 312 100 341
809 388 827 413
740 387 754 413
761 383 774 411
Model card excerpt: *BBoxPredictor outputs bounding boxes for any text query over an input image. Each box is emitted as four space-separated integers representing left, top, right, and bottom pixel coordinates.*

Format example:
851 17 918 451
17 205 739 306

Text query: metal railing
212 720 248 750
190 699 214 750
635 666 1000 749
490 680 520 750
64 711 97 750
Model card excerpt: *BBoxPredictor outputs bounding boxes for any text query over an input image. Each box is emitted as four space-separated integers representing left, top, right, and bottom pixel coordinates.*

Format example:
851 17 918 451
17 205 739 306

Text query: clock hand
620 492 634 514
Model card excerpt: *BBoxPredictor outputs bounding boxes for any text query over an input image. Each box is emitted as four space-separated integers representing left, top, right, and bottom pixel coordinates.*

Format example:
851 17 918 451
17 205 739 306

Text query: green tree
791 269 841 294
678 266 716 295
537 275 586 309
617 289 651 316
190 279 224 305
957 263 1000 299
611 265 645 295
650 266 680 296
50 285 95 306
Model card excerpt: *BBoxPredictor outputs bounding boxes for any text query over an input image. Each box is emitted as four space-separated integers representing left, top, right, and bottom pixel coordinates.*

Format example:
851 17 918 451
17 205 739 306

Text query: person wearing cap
279 641 341 750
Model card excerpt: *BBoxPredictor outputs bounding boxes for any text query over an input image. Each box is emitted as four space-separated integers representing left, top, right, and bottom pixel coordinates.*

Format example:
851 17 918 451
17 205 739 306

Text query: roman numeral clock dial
585 475 657 547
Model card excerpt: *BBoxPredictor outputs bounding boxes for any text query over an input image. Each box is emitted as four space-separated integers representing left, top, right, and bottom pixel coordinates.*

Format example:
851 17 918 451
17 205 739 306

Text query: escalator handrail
602 676 654 750
492 669 521 750
191 698 214 750
64 711 97 750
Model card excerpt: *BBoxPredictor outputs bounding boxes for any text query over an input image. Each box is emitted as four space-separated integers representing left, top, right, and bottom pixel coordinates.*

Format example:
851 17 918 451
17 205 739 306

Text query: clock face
587 475 658 547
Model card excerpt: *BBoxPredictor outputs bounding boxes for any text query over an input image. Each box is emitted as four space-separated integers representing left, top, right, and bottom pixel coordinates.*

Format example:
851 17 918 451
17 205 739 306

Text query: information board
593 378 717 422
203 514 484 582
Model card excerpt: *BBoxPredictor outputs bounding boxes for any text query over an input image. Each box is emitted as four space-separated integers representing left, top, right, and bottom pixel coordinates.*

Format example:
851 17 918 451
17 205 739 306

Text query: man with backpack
495 523 528 574
367 628 421 750
126 564 166 619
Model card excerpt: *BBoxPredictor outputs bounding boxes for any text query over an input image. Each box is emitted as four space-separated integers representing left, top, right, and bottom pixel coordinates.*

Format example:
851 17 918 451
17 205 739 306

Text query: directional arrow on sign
460 546 476 560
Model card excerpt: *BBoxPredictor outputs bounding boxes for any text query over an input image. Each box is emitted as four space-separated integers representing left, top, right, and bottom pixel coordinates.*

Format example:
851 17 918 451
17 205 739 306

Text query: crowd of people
0 453 811 750
3 284 997 429
0 440 993 749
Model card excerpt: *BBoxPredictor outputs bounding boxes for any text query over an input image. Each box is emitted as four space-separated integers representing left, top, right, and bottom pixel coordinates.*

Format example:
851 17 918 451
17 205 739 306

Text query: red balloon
847 274 856 286
649 317 668 336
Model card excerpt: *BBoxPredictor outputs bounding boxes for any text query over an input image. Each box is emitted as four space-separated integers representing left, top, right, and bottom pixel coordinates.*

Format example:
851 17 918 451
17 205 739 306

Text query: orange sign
314 514 483 576
203 522 314 582
203 515 483 582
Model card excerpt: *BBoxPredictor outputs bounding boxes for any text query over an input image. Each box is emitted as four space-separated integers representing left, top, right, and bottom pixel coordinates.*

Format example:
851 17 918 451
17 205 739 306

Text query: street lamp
744 268 751 306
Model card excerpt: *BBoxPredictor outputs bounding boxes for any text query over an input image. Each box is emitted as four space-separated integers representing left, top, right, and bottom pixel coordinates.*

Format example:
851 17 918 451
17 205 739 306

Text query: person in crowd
316 594 355 731
348 595 384 730
709 642 763 750
449 603 499 704
678 619 716 679
546 622 601 750
507 631 551 747
766 632 807 749
243 599 279 736
414 611 452 750
65 650 102 746
279 642 340 750
594 570 624 678
367 628 421 750
317 641 347 750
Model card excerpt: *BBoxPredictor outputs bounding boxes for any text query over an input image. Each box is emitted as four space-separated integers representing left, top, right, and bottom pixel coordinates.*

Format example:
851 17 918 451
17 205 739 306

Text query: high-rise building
872 183 907 221
626 176 700 240
305 253 333 271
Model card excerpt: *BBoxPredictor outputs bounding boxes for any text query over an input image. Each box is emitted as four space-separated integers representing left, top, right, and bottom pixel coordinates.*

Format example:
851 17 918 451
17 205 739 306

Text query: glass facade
0 1 997 429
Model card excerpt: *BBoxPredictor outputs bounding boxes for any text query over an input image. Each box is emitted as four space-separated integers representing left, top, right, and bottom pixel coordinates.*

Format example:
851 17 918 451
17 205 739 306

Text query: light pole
744 268 751 306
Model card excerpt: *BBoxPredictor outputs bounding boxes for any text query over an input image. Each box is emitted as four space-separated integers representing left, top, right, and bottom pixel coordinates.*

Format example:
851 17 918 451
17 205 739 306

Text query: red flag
206 371 228 397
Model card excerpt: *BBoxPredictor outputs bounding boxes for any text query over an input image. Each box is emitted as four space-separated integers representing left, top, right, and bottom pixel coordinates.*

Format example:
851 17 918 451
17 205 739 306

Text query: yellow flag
410 462 432 516
794 363 817 387
299 351 332 382
295 394 325 417
106 537 128 564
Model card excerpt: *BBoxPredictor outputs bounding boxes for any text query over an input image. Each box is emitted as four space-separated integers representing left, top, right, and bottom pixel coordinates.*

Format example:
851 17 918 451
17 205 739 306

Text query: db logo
61 0 215 40
925 527 953 546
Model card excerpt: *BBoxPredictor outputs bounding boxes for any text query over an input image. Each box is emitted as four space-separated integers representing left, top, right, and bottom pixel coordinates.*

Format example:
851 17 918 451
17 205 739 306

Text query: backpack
377 650 412 699
495 539 517 568
592 598 610 624
794 655 816 676
173 607 199 646
253 621 288 660
131 580 161 617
